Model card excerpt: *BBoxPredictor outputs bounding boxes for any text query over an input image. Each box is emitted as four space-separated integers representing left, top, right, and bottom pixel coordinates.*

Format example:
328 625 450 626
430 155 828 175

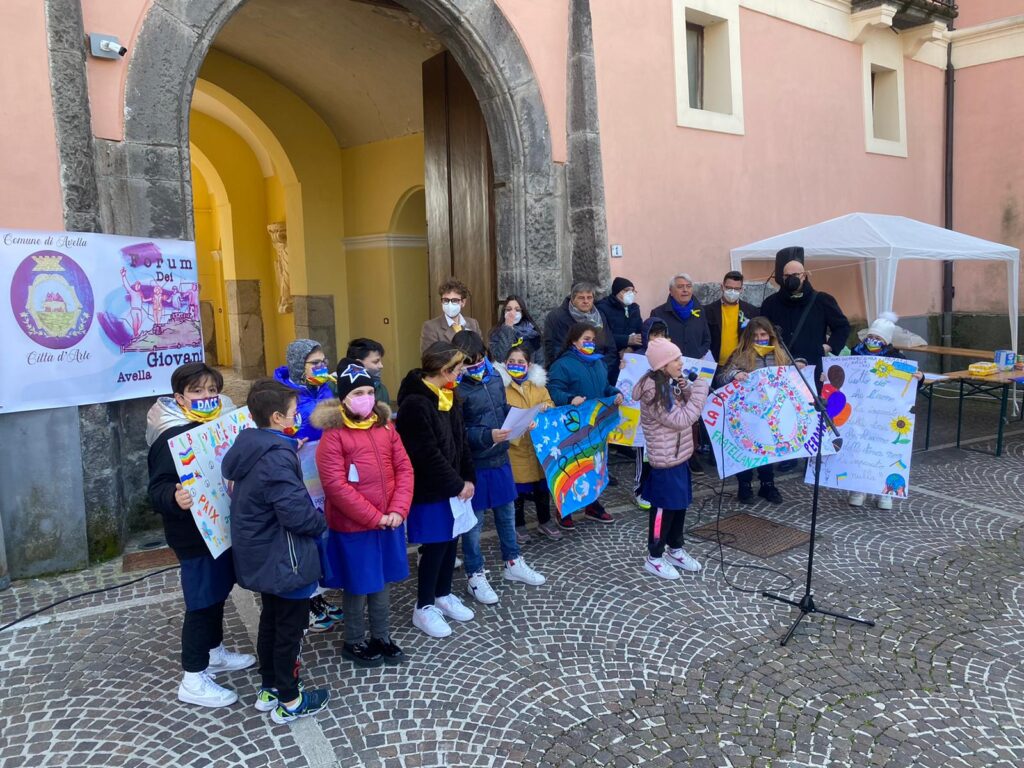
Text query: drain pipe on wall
942 20 955 358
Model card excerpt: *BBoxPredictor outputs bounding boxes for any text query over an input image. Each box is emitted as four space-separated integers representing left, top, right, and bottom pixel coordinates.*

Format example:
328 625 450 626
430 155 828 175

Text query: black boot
368 637 406 665
737 481 755 504
341 641 384 668
758 482 783 504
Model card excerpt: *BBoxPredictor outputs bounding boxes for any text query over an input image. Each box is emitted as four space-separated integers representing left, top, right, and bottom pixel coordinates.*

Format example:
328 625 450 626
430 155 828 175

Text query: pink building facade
0 0 1021 576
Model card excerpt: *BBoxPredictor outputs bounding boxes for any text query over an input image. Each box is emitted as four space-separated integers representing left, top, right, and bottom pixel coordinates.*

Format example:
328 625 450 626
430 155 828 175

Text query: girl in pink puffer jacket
632 338 709 580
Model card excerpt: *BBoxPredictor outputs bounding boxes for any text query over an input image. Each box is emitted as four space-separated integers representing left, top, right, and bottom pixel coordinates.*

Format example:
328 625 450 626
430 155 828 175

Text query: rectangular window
870 64 899 142
686 22 704 110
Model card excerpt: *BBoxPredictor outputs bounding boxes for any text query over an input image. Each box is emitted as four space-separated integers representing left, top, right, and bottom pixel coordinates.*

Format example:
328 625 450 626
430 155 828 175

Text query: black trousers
257 593 310 703
647 507 687 558
417 539 458 609
514 481 552 526
633 447 651 496
737 465 775 486
181 600 225 673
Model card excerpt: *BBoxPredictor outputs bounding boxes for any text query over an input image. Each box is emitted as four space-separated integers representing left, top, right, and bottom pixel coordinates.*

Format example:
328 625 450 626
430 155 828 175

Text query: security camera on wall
89 34 127 59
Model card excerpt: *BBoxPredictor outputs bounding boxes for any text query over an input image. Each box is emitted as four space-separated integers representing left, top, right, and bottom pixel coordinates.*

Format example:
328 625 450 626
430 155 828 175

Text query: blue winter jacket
547 351 620 406
273 365 336 442
457 365 513 470
223 428 326 596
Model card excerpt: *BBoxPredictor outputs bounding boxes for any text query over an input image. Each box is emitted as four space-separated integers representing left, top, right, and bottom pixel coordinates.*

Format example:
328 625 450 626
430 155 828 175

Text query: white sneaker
504 557 546 586
435 593 475 622
643 556 680 581
412 605 452 638
177 671 238 708
207 644 256 674
466 571 499 605
876 495 893 510
848 492 866 507
665 547 702 572
455 556 463 570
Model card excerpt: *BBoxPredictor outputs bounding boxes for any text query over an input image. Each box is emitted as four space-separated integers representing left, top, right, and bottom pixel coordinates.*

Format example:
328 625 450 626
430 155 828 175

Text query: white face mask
622 291 636 306
442 301 462 319
723 288 741 304
511 311 522 325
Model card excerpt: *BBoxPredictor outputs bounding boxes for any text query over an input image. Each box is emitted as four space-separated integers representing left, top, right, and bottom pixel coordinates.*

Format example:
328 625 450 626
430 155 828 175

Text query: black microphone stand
761 335 875 646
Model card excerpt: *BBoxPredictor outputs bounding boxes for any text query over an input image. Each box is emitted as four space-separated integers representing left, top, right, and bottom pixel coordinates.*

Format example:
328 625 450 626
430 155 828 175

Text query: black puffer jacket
222 428 326 596
649 297 712 359
596 294 643 353
395 370 476 504
456 364 512 470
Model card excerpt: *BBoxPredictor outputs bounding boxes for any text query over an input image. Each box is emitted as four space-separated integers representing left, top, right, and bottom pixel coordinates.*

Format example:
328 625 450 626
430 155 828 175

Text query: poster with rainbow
529 397 622 517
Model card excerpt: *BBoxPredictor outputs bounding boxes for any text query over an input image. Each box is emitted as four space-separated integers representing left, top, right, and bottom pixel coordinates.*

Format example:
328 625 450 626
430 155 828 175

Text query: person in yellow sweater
495 344 562 541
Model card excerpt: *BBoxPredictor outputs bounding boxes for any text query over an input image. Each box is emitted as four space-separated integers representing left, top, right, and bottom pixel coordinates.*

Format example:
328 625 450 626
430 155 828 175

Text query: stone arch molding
108 0 564 308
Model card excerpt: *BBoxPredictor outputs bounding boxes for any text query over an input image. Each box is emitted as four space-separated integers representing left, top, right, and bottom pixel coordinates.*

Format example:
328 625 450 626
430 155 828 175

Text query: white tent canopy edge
729 212 1020 353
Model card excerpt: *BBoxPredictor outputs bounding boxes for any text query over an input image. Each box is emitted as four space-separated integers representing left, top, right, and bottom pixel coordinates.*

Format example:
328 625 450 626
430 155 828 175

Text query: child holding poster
715 318 792 505
495 345 561 541
547 322 625 527
451 330 546 605
847 312 923 510
312 360 413 668
223 379 331 724
145 362 255 709
273 338 342 633
395 342 476 638
633 338 709 580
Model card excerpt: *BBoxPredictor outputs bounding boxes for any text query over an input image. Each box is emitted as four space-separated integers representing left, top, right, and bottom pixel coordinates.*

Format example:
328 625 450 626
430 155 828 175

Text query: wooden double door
422 51 498 327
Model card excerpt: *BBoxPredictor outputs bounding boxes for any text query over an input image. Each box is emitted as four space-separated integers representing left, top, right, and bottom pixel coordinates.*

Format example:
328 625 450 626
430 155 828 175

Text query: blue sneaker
254 680 305 712
308 597 336 633
270 688 330 724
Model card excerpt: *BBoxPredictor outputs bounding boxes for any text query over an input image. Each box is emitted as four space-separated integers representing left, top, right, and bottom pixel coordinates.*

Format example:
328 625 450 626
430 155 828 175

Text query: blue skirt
179 551 236 612
641 464 692 510
471 463 517 512
407 499 456 545
323 526 410 595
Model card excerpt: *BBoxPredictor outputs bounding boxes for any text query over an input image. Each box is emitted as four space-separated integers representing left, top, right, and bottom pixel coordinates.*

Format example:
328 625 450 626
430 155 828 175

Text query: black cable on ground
0 565 181 633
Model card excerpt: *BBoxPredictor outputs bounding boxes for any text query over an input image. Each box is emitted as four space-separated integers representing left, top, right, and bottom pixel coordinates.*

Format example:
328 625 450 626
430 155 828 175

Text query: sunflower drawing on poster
701 366 838 478
806 356 918 498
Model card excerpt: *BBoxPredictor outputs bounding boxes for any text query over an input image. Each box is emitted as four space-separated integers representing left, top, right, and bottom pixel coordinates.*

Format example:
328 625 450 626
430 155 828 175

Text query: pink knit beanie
646 337 682 372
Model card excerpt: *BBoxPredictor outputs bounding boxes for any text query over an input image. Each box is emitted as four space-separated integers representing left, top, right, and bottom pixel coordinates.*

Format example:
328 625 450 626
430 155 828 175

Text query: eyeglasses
305 358 327 367
783 272 806 279
441 298 463 305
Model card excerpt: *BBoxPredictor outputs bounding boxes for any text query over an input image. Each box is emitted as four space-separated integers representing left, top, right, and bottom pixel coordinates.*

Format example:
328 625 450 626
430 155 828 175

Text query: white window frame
672 0 745 135
861 29 908 157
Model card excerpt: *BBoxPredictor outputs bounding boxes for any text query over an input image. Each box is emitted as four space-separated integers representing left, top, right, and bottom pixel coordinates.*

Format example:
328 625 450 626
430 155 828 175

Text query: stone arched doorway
102 0 564 312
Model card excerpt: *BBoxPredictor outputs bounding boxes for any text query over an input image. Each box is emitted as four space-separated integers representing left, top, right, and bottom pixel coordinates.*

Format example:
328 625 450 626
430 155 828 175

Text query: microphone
686 369 699 382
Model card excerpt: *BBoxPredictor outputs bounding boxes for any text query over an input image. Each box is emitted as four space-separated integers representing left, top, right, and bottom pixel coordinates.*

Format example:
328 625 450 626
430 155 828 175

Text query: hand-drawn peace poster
529 397 622 516
806 356 918 498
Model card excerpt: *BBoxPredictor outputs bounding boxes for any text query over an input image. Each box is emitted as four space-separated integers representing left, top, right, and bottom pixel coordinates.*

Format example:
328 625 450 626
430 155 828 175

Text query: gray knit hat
286 339 322 385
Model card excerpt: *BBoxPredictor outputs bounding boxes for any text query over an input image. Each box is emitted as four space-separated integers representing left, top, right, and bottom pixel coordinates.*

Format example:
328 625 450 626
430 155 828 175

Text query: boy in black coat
223 379 329 725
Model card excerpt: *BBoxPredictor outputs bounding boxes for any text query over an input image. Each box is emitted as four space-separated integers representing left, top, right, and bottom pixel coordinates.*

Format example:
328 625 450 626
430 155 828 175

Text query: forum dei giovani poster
1 229 203 414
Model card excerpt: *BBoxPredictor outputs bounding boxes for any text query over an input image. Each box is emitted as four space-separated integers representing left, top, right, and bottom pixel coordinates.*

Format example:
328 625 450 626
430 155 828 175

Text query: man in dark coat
543 281 617 383
759 246 852 377
705 270 760 364
596 276 643 358
649 273 712 359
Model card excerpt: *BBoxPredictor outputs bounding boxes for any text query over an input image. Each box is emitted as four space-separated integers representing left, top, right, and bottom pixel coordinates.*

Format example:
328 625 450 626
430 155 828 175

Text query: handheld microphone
686 369 699 382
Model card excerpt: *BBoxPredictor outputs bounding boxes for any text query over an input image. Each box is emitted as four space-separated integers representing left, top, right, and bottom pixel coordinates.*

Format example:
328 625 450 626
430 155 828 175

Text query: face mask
307 365 332 385
465 360 488 381
346 393 376 419
506 362 528 380
282 412 302 437
864 338 884 353
723 289 741 304
754 344 775 357
578 340 597 355
444 371 462 390
183 395 222 422
783 275 803 293
622 291 636 306
510 311 522 325
442 301 462 319
365 367 382 380
754 338 772 346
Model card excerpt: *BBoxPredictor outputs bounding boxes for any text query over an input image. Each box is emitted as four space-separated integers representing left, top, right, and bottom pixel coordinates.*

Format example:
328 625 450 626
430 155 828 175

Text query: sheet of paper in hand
612 353 650 447
450 496 477 537
530 397 622 516
501 404 544 441
701 366 837 478
297 439 325 511
806 356 918 498
168 406 255 558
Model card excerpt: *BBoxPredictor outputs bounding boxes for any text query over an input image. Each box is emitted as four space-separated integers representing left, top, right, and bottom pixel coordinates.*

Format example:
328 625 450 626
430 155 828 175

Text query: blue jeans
461 501 520 576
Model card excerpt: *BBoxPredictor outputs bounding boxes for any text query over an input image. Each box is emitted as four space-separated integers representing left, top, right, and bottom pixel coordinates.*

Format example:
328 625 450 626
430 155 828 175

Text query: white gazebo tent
730 212 1020 353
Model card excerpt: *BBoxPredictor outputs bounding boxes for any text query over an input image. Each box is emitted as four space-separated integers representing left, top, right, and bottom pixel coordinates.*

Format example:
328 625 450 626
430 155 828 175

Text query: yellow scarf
754 345 775 357
424 380 454 412
340 407 378 430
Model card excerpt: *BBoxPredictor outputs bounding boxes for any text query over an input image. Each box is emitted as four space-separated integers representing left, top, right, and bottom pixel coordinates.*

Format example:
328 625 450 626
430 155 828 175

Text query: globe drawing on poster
702 365 838 478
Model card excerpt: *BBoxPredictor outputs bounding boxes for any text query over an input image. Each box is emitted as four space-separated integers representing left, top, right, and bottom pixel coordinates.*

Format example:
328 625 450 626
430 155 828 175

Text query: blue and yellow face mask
506 362 528 381
182 396 222 423
578 340 597 356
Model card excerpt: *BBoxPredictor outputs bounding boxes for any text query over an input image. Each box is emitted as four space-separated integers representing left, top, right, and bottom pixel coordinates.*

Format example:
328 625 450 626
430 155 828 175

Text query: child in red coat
312 360 413 667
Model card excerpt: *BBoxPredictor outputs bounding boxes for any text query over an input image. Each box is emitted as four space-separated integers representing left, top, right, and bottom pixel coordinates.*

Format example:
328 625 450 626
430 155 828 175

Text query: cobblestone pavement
2 428 1023 768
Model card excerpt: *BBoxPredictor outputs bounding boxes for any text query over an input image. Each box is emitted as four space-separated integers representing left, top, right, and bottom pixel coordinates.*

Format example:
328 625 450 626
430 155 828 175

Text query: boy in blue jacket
223 379 330 725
